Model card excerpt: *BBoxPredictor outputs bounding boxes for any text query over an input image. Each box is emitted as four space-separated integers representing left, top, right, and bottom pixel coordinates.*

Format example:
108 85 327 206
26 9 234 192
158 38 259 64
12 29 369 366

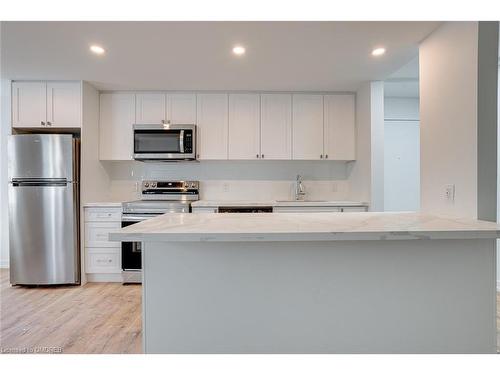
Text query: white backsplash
109 179 350 202
104 160 352 202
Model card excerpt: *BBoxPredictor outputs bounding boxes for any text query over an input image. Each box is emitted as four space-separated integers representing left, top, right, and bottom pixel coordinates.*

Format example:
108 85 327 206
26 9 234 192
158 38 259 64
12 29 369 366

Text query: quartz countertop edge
191 200 369 207
109 212 500 242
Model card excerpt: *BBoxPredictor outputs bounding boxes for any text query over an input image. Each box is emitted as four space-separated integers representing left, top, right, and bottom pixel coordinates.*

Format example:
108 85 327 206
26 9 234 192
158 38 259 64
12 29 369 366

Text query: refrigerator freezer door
9 182 79 285
8 134 75 181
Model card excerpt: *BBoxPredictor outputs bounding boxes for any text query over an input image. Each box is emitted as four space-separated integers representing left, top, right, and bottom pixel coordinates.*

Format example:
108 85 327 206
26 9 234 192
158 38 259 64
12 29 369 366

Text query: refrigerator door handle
11 179 68 187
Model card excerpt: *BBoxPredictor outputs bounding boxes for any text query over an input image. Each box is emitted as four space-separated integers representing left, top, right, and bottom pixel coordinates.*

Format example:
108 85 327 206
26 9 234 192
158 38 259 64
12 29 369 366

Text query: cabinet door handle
256 154 260 158
47 121 52 126
41 121 45 126
261 154 265 159
325 154 328 159
320 154 323 159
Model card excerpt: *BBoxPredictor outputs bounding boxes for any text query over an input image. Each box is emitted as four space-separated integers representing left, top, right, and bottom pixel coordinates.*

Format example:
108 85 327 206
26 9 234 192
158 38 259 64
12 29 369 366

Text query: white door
12 81 47 128
167 93 197 124
228 94 260 160
99 93 136 160
135 93 166 124
324 94 355 160
260 94 292 160
196 93 228 160
46 82 82 128
292 94 324 160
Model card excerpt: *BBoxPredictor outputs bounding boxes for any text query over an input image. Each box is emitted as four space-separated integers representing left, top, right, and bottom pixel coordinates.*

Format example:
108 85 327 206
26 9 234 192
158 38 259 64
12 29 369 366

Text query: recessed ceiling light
371 47 386 57
232 45 246 56
90 45 106 55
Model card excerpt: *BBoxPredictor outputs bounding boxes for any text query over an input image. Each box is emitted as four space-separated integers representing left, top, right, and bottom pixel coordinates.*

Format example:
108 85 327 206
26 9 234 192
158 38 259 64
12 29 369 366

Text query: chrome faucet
295 174 306 201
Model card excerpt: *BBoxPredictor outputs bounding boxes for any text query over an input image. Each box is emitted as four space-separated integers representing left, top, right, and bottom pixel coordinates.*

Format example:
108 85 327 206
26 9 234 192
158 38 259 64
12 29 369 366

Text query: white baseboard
86 273 123 283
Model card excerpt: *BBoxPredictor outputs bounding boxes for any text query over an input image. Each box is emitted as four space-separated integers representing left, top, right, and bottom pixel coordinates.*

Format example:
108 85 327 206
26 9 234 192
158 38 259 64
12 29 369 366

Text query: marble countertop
83 202 123 208
109 212 500 242
191 200 369 208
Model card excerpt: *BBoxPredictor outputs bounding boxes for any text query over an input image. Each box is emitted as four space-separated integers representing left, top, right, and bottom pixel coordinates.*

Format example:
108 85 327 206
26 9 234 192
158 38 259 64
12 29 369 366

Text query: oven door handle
179 129 185 153
122 215 158 222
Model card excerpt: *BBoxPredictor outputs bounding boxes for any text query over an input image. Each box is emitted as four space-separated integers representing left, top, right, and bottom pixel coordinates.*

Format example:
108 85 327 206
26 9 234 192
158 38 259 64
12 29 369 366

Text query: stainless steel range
121 180 199 283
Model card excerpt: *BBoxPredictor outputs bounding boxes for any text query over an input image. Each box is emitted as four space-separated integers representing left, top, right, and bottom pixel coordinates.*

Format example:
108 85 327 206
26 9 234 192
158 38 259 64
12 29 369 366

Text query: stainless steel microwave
133 124 196 161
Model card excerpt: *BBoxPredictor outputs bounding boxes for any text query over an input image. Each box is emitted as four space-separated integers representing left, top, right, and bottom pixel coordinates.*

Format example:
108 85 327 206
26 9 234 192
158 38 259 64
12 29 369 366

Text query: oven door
121 220 143 271
133 124 196 160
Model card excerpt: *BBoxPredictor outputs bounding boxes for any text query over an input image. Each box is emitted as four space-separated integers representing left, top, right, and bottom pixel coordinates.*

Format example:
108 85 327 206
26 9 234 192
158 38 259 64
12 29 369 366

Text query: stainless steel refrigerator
8 134 80 285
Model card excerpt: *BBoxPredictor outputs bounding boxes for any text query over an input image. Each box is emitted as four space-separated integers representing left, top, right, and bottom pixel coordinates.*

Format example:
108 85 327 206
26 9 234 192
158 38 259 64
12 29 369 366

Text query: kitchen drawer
85 222 121 248
339 207 368 212
85 248 121 274
84 207 122 222
273 206 341 213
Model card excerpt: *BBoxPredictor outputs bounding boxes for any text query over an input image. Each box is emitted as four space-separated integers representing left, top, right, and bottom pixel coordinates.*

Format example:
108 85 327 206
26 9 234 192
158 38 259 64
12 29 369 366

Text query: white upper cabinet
12 81 81 128
260 94 292 160
99 93 136 160
324 94 356 160
292 94 324 160
46 82 81 128
92 90 355 162
167 93 197 124
12 82 47 128
196 93 228 160
228 94 260 160
135 92 197 125
135 93 165 124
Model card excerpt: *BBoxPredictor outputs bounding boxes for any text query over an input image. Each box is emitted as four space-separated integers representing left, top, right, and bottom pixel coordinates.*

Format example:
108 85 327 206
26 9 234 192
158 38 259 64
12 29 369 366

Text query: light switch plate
444 184 455 202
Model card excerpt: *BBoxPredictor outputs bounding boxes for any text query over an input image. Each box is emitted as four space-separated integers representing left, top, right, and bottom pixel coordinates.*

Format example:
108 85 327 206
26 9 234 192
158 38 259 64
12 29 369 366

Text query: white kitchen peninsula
110 212 499 354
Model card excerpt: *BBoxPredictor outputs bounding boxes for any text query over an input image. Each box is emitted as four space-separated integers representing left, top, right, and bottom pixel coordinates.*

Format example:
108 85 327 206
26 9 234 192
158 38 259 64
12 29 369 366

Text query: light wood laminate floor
0 269 141 354
0 268 499 354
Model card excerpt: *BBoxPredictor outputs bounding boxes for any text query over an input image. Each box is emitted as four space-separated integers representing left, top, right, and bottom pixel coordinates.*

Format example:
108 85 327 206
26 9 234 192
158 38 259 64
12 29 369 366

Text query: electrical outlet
134 181 139 192
444 184 455 202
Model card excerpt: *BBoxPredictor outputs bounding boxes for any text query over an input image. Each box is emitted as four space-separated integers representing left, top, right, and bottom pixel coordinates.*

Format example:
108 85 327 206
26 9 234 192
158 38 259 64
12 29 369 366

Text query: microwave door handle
179 130 185 153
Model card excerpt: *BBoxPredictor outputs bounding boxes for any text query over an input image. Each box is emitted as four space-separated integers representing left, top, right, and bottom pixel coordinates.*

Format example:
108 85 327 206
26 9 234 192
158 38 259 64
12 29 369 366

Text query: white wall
384 97 420 212
348 81 384 210
419 22 479 218
421 21 499 287
0 78 11 268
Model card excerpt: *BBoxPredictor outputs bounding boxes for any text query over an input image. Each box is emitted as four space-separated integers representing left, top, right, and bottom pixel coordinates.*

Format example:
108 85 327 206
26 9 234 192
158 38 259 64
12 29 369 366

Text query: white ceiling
1 21 440 91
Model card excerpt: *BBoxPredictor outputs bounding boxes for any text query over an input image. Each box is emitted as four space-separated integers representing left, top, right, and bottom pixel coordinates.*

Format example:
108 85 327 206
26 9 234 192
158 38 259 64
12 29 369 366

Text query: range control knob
152 182 157 188
144 182 150 188
191 182 196 188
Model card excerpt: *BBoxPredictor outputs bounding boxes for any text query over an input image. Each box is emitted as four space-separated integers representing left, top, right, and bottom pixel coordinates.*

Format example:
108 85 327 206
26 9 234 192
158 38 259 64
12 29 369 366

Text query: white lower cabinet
84 222 121 248
273 206 341 213
339 207 368 212
85 249 121 274
273 205 368 213
84 206 122 278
